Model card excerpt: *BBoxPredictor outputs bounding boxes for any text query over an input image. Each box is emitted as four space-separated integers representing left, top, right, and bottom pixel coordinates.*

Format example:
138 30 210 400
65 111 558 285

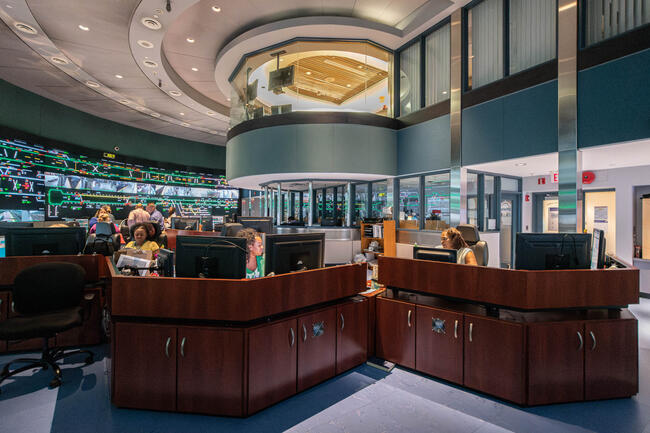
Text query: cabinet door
585 319 638 400
248 318 297 414
0 292 7 352
527 322 584 405
336 299 368 374
376 297 415 369
56 289 103 347
464 315 525 404
416 305 463 384
298 307 337 392
113 323 177 411
177 327 244 416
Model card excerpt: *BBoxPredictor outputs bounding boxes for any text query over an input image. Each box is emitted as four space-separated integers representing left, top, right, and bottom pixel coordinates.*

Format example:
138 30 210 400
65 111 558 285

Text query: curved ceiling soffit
128 0 230 128
214 16 404 98
0 1 227 138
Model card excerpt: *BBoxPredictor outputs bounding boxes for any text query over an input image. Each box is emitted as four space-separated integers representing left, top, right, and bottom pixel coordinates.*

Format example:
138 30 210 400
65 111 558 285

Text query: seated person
164 206 176 229
124 223 160 252
127 204 151 228
90 213 124 243
236 228 264 279
441 227 477 266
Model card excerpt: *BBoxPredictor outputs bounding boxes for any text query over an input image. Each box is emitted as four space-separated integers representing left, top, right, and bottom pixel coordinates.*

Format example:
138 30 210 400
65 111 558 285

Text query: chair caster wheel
85 356 94 365
49 378 61 388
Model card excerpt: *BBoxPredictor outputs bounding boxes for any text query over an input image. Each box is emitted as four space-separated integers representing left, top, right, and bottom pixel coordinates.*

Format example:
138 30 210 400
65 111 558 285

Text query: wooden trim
579 25 650 71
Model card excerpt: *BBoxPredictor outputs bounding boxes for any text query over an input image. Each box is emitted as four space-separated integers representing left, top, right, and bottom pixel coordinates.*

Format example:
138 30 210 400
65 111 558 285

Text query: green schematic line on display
47 189 237 209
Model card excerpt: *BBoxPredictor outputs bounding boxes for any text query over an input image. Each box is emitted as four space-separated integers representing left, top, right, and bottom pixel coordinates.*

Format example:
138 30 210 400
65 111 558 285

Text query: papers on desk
116 254 155 276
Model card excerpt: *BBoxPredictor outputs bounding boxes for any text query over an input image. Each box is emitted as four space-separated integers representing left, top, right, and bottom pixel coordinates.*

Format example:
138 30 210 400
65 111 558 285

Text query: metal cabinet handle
454 320 458 339
407 310 412 328
590 331 596 351
0 298 2 319
289 327 295 347
302 324 307 342
11 301 15 313
340 313 345 331
165 337 171 358
180 337 186 357
469 323 473 343
577 331 583 350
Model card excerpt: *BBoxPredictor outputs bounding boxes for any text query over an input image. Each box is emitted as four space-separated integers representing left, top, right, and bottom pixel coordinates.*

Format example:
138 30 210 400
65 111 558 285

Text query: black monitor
265 233 325 275
239 216 274 234
0 227 85 256
246 79 258 102
171 217 201 231
515 233 592 270
591 229 606 269
413 246 457 263
269 65 295 92
156 248 175 277
175 235 247 279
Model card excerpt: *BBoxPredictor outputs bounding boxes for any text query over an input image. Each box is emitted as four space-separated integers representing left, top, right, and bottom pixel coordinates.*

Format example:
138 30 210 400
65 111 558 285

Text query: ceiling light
305 71 311 75
515 162 527 167
135 106 145 111
211 6 221 12
154 8 163 14
115 74 123 79
51 56 69 65
181 122 190 127
85 80 100 88
346 84 352 88
191 67 198 72
14 22 37 34
226 97 231 101
137 40 154 48
206 111 215 115
5 4 12 8
179 112 185 116
141 17 162 30
442 91 448 95
119 99 129 104
143 59 158 68
151 112 160 117
169 90 182 97
78 24 89 31
209 130 218 134
186 37 195 43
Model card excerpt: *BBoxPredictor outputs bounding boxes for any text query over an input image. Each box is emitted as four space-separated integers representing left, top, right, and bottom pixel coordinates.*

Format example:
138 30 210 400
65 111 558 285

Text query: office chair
0 262 94 392
84 222 121 255
119 220 131 243
221 223 243 237
129 222 167 248
457 224 489 266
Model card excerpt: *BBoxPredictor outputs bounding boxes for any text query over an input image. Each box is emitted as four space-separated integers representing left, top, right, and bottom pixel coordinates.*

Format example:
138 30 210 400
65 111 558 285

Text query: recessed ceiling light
357 65 364 69
191 67 198 72
135 106 146 111
209 130 218 134
14 22 37 34
51 56 69 65
169 90 182 97
186 37 195 43
211 6 221 12
206 111 215 115
179 112 185 116
346 84 352 87
181 122 190 127
141 17 162 30
442 91 448 95
6 4 13 8
119 99 129 104
115 74 123 79
78 24 89 31
305 71 311 75
137 40 154 48
151 112 160 117
226 98 231 101
85 80 100 88
515 162 527 167
143 59 158 68
154 8 163 14
153 14 159 19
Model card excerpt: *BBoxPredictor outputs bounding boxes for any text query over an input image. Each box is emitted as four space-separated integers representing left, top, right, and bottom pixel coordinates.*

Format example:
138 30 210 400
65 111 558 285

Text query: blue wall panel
462 98 504 165
397 115 451 175
578 48 650 148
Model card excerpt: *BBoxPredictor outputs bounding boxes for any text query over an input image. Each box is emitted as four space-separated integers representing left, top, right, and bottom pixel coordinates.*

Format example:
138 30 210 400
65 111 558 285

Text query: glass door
500 193 520 268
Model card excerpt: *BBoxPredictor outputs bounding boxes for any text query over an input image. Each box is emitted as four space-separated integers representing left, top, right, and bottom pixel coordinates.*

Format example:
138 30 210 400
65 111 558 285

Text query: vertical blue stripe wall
397 115 451 175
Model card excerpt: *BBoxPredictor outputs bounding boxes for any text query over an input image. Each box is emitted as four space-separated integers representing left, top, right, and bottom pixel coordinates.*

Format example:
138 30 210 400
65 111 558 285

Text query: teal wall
578 48 650 148
227 124 397 180
0 79 225 170
397 115 451 175
461 80 558 166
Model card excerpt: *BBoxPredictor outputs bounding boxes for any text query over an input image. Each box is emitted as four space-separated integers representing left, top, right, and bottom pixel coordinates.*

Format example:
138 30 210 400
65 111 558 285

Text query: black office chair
0 262 94 392
221 223 243 237
132 221 167 248
84 222 121 255
457 224 489 266
119 219 131 243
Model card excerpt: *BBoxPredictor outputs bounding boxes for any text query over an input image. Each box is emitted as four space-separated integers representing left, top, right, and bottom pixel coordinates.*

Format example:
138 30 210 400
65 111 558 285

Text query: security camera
114 146 120 152
166 0 171 12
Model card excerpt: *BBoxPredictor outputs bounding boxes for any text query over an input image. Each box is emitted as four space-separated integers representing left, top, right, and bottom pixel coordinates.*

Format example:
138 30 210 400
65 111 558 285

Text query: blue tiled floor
1 298 649 433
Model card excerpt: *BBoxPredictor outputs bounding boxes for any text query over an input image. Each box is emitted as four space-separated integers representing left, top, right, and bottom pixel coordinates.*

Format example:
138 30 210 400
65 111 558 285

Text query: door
584 190 616 255
113 323 177 411
585 319 638 400
464 315 525 404
248 318 297 414
375 297 415 369
416 305 463 384
527 322 584 405
298 307 337 392
177 327 244 416
500 193 520 268
336 299 369 374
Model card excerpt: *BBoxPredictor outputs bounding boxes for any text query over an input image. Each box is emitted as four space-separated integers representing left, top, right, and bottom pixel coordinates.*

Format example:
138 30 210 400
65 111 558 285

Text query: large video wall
0 138 237 222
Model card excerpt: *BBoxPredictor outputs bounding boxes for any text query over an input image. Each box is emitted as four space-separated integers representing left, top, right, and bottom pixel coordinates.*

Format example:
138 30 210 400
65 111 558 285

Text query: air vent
143 59 158 68
137 40 154 49
141 17 162 30
51 56 68 65
14 22 37 34
85 80 100 88
169 90 182 97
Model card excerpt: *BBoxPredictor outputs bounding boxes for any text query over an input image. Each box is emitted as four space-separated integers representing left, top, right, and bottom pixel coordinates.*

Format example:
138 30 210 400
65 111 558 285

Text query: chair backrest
13 262 86 315
95 222 115 237
119 220 131 243
472 241 489 266
457 224 489 266
456 224 480 246
221 223 243 237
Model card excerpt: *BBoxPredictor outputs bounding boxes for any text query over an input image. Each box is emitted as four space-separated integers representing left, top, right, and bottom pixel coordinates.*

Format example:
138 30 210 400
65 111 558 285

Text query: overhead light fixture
226 97 231 101
179 112 185 116
119 99 129 104
137 40 154 48
191 67 198 72
14 22 37 34
51 56 69 65
211 6 221 12
135 106 146 111
143 59 158 68
515 162 527 167
169 90 182 97
305 71 311 75
151 112 160 117
5 4 12 8
442 91 448 95
346 84 352 88
141 17 162 30
78 24 89 31
181 122 190 127
115 74 123 79
186 37 195 43
85 80 100 88
206 111 215 115
209 130 218 134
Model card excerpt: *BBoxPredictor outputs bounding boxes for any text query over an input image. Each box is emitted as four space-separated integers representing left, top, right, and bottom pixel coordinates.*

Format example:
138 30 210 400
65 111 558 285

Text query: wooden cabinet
177 327 244 416
248 318 297 414
360 220 396 257
464 315 525 404
585 319 638 400
0 292 7 352
113 323 177 411
56 288 103 347
336 299 368 374
527 322 584 405
298 308 337 392
416 305 463 384
376 297 415 369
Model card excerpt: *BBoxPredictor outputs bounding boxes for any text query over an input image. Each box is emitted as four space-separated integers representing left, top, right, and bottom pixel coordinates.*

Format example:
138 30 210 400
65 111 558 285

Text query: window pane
424 173 450 231
501 177 519 192
302 191 310 222
399 177 420 229
371 181 388 218
468 0 504 89
586 0 650 46
483 175 497 230
509 0 556 74
425 23 450 105
467 173 479 227
399 42 421 116
355 183 368 224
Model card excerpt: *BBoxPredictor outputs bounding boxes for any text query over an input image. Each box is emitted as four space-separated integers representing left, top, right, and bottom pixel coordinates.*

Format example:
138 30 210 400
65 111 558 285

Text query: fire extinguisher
634 245 641 258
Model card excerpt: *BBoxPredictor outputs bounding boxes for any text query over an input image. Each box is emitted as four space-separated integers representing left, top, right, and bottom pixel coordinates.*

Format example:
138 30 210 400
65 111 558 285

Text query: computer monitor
265 233 325 275
175 235 247 279
156 248 175 277
171 217 201 231
0 227 86 256
591 229 606 269
268 65 295 92
239 216 273 234
413 246 457 263
515 233 592 270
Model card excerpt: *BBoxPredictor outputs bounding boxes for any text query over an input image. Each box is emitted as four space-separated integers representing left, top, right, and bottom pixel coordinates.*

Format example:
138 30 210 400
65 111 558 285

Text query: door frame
500 192 521 268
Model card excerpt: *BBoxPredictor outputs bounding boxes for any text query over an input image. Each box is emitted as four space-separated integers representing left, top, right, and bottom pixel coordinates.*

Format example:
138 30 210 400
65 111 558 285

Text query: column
449 8 463 227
